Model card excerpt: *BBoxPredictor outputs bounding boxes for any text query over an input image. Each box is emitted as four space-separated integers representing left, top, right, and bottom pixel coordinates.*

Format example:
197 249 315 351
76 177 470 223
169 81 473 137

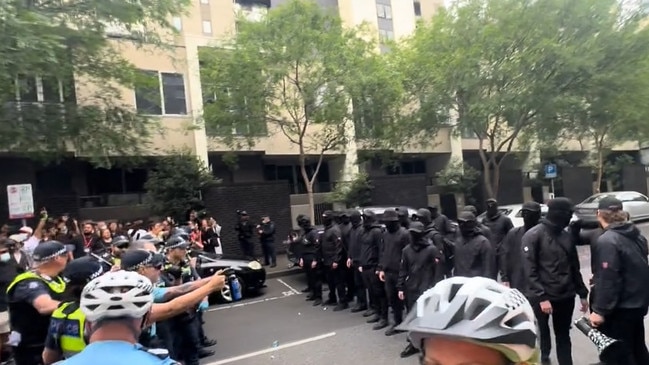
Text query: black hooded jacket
320 223 343 265
359 224 384 267
397 236 439 295
379 226 410 273
500 226 528 290
592 223 649 315
453 229 496 279
482 212 513 246
348 222 364 264
522 219 589 301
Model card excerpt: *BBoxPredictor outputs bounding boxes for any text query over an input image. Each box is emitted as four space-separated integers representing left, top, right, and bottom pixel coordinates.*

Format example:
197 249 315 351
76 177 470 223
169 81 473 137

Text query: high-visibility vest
49 301 87 358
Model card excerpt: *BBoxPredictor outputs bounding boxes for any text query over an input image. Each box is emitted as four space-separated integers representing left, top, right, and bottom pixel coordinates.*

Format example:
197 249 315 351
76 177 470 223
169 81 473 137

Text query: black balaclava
297 215 311 230
322 211 334 227
340 212 350 225
427 206 440 219
362 211 376 229
458 212 477 237
546 197 574 229
385 220 400 233
332 211 342 225
521 202 541 231
415 208 432 226
486 199 499 218
396 207 410 229
350 211 362 227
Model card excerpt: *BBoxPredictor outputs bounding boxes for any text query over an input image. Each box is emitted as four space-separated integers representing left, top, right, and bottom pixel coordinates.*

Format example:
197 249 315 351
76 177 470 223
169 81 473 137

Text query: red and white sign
7 184 34 219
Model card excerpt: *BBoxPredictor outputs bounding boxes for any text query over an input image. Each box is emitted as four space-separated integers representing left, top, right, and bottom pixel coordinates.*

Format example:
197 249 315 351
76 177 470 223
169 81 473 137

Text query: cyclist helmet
397 276 538 364
80 271 154 322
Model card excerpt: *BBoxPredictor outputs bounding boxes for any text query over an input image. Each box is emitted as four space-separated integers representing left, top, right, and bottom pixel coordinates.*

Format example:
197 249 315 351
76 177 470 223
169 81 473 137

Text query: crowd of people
0 208 237 365
289 197 649 365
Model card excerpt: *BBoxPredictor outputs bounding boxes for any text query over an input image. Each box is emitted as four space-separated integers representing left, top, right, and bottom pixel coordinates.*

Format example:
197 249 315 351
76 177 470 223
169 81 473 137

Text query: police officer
320 211 345 310
161 236 204 365
345 210 367 314
358 211 388 330
7 241 69 365
378 209 410 336
42 257 104 364
96 235 129 270
453 211 496 279
297 215 323 306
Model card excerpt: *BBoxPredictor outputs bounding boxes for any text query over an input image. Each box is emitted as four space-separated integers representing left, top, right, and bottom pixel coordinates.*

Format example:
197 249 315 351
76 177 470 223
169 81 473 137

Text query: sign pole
549 178 555 200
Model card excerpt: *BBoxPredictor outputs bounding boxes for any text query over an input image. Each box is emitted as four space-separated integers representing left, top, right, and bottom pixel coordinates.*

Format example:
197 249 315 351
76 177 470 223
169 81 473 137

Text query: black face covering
486 205 499 218
522 210 541 230
547 210 572 229
363 217 374 228
459 220 477 236
385 221 400 233
341 216 350 224
350 215 361 226
322 217 333 226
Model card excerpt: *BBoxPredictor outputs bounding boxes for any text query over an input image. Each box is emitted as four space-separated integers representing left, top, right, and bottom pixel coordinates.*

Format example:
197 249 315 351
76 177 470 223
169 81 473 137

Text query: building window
134 70 187 115
376 4 392 19
14 75 68 103
202 20 212 34
414 1 422 17
378 29 394 42
386 160 427 175
172 17 182 31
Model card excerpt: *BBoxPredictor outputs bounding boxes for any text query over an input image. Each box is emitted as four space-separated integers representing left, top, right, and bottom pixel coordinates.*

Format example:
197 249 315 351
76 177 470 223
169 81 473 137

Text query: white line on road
206 290 297 312
204 332 337 365
276 278 301 294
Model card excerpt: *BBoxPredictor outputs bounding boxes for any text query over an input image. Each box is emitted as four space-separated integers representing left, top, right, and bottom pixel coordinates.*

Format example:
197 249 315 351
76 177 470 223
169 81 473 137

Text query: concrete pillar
340 101 360 182
448 109 464 167
183 41 210 168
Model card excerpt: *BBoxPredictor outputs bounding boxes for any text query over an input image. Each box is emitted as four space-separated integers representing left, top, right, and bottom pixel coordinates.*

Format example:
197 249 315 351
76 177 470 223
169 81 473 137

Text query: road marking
276 278 301 294
204 332 337 365
206 290 295 312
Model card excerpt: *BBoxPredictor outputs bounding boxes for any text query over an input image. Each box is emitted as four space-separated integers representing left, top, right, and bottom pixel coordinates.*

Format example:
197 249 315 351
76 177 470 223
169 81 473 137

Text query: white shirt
23 236 40 255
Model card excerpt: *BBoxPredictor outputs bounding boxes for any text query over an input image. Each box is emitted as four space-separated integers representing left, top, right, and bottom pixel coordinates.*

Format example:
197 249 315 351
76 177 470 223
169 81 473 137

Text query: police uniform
7 241 69 365
44 257 104 361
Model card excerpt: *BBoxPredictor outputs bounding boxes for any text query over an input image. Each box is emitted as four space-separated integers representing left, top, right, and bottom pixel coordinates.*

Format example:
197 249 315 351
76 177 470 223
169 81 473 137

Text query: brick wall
370 175 428 208
202 181 292 256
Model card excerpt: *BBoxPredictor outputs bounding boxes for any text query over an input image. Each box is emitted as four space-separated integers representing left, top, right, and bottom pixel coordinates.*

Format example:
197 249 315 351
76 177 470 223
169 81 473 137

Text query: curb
266 267 302 279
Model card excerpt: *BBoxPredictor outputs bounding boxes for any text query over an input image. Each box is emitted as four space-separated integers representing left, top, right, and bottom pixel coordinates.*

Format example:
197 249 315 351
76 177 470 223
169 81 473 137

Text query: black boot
198 348 215 358
201 337 217 347
384 325 404 336
400 343 419 358
333 302 349 312
366 314 380 323
362 309 376 317
350 304 367 313
372 319 388 330
313 298 322 306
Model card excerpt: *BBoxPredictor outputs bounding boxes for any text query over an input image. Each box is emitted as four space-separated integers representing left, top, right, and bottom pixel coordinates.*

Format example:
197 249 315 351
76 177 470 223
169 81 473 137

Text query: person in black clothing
500 201 540 291
589 196 649 365
358 210 388 330
346 210 367 313
453 211 495 279
522 197 589 365
481 199 513 278
296 215 323 306
427 205 455 238
395 207 411 229
462 205 493 241
257 215 276 267
0 239 17 361
320 211 346 311
415 208 449 281
396 221 439 358
377 209 410 336
337 211 354 304
234 211 254 257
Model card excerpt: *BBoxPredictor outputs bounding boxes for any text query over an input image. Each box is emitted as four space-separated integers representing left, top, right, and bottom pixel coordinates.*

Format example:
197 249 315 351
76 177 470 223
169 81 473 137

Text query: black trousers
261 240 276 265
352 263 367 307
303 257 322 299
239 239 254 257
344 264 356 302
532 297 575 365
361 266 387 320
172 316 202 365
384 271 404 325
13 346 44 365
598 308 649 365
324 265 347 303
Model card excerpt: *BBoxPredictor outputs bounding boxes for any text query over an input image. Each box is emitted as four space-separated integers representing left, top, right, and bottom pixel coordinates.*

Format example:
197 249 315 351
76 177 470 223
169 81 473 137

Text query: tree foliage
328 172 374 208
144 152 218 222
200 0 406 221
0 0 188 165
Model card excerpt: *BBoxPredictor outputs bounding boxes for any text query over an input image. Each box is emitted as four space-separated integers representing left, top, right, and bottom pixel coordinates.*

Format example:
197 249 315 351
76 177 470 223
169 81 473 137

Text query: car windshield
582 193 622 204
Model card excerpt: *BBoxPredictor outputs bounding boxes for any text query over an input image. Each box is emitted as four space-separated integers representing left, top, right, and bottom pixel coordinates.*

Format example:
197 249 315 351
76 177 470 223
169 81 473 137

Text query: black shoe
350 305 367 313
366 314 380 323
400 344 419 358
324 299 337 306
305 295 315 301
313 298 322 306
198 349 215 358
201 338 217 347
270 263 277 268
362 309 376 317
373 319 388 330
301 287 310 293
333 303 349 312
385 326 404 336
541 357 552 365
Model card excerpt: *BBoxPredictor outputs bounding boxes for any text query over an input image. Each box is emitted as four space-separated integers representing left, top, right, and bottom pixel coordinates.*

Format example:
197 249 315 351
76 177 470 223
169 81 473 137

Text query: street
199 223 649 365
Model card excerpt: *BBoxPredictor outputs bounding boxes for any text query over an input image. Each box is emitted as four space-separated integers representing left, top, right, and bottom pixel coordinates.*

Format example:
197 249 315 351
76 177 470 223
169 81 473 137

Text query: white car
477 203 578 228
575 191 649 227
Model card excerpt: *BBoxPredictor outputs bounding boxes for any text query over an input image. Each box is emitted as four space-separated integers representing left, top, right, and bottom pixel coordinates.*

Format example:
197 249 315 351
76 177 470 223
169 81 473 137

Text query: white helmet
397 276 538 363
80 271 154 322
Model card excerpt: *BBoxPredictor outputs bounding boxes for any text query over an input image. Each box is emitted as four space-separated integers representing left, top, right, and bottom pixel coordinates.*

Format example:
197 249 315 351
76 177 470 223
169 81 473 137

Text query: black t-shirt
201 228 218 253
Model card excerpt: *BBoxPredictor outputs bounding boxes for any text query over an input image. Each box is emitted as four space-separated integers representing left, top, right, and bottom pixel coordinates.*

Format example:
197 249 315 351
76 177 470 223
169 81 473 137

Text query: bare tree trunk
491 159 501 199
299 158 316 224
595 146 604 194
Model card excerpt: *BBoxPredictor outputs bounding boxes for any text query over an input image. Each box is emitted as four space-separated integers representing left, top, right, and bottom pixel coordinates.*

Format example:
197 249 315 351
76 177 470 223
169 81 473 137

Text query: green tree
200 0 405 221
0 0 189 165
328 172 374 208
402 0 598 198
144 152 218 222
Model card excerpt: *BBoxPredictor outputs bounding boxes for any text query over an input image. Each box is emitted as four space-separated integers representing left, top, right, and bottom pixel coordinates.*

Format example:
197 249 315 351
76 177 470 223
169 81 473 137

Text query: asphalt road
198 223 649 365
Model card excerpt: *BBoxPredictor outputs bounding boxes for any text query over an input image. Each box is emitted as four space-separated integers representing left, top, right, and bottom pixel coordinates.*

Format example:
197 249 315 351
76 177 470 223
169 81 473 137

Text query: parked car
574 191 649 227
195 253 266 303
355 206 418 220
477 203 579 228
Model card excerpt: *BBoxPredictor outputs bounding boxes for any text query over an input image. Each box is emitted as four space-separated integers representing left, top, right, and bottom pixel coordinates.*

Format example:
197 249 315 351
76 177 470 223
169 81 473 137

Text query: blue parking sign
544 163 557 179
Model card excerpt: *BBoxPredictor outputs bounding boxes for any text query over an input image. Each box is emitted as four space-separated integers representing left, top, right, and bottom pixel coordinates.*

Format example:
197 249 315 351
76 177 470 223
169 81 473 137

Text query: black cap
339 210 350 217
165 235 189 249
112 235 130 249
362 210 376 219
396 207 409 217
598 196 623 211
463 205 478 215
382 209 399 222
121 250 157 271
63 257 104 286
521 201 541 212
32 241 71 262
547 197 573 212
138 233 163 244
322 210 334 218
408 221 425 233
458 211 476 222
414 208 431 219
486 198 498 206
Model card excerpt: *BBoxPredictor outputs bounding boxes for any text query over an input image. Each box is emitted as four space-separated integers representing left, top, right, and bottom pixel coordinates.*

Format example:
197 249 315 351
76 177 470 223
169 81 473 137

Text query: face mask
522 211 541 229
486 206 498 217
459 221 476 236
350 216 361 225
0 253 10 262
322 217 333 226
385 221 400 233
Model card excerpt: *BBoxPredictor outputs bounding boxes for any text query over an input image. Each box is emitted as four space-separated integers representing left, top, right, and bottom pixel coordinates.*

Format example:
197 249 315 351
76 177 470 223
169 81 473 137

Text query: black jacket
522 220 589 301
348 223 363 263
298 227 321 260
258 221 275 243
359 225 384 268
432 214 455 237
592 223 649 315
320 223 343 266
397 237 439 295
338 222 352 256
235 221 254 241
379 227 410 273
500 226 527 290
453 230 496 279
482 213 513 246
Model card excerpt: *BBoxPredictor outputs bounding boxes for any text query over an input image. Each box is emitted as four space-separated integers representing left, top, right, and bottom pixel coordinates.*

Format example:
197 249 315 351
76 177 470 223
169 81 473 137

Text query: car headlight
248 261 262 270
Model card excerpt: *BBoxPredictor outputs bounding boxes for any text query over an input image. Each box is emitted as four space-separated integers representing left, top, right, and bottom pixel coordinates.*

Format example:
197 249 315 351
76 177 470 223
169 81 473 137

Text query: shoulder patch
28 281 39 289
523 246 529 252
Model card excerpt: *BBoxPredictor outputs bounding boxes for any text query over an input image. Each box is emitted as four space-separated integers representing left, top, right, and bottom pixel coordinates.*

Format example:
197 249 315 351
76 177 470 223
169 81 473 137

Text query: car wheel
220 283 233 303
214 275 246 303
